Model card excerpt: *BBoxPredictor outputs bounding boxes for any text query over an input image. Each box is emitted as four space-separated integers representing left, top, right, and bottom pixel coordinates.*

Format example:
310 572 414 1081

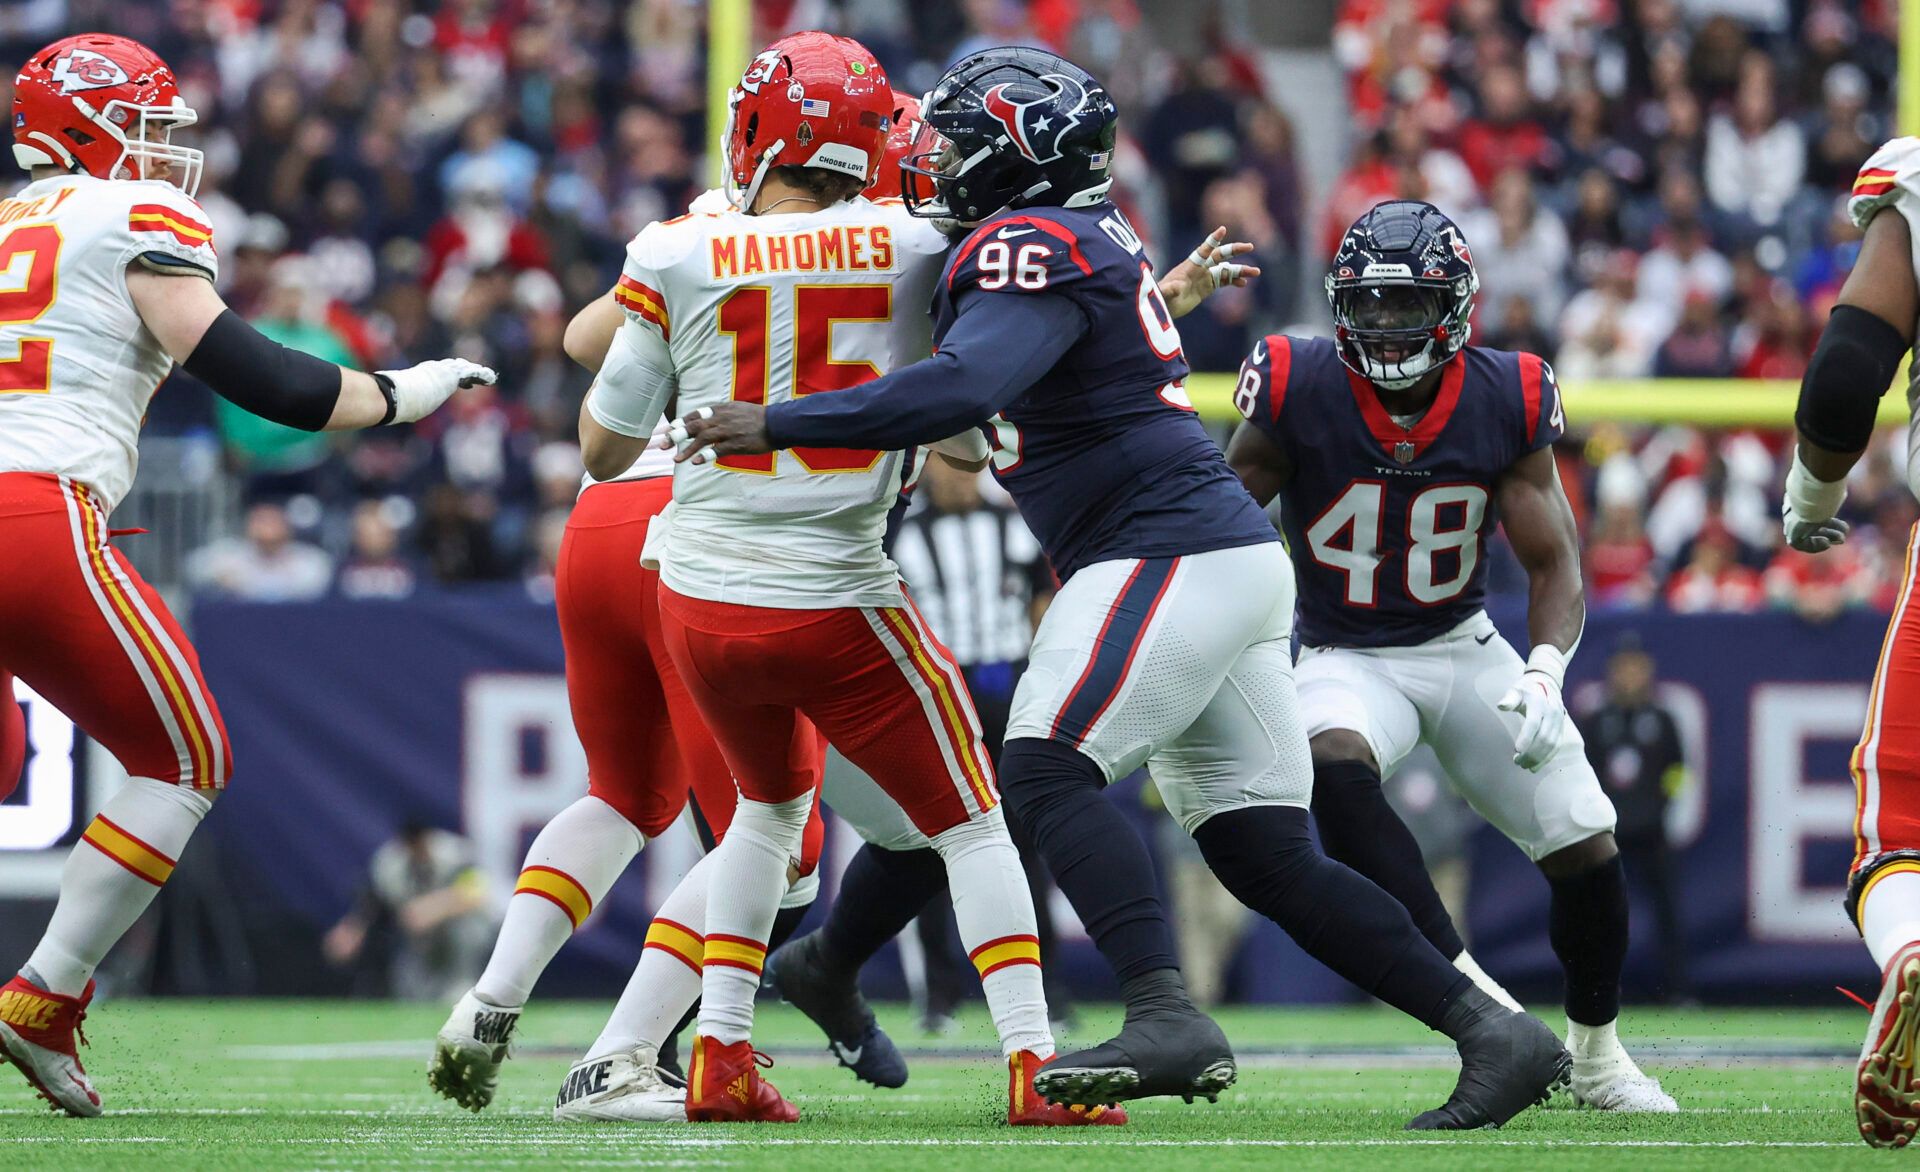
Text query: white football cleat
1857 941 1920 1147
0 975 100 1117
1569 1049 1678 1111
428 989 520 1111
552 1045 687 1122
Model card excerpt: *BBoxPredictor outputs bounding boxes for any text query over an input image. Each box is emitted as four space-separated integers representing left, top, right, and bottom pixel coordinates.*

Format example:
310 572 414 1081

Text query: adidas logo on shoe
555 1059 613 1108
471 1010 517 1046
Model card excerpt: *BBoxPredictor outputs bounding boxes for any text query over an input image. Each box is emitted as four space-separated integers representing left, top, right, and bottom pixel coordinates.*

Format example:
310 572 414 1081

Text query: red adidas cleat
1008 1050 1126 1126
0 975 99 1117
685 1034 799 1123
1860 942 1920 1147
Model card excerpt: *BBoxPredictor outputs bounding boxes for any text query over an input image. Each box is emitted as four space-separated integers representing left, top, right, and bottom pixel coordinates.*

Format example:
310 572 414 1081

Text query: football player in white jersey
0 34 491 1117
571 31 1119 1127
1782 137 1920 1147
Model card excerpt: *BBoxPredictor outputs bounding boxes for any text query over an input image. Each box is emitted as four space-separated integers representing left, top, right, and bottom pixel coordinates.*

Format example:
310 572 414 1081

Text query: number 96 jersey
1235 335 1563 649
0 174 217 514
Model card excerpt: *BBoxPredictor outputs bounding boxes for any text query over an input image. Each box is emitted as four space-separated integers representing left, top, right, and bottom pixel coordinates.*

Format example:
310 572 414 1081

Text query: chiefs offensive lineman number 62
0 222 62 394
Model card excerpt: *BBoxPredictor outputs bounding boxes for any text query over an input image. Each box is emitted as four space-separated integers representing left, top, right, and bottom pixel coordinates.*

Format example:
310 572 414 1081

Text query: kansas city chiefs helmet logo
981 74 1091 165
50 49 130 94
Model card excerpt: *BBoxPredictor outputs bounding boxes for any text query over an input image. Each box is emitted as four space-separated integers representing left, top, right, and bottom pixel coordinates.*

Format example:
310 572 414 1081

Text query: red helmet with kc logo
13 34 204 196
724 31 891 209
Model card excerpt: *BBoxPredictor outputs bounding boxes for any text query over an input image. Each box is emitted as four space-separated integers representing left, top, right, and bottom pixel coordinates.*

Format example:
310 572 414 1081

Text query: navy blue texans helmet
900 46 1118 223
1326 200 1480 389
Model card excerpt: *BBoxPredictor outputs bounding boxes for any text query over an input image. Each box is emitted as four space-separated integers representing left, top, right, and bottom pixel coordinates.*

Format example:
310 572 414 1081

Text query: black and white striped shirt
892 502 1053 668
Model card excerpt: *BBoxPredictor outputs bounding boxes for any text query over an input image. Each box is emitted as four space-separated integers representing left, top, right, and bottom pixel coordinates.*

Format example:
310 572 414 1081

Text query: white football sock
1860 868 1920 971
25 778 212 997
697 793 812 1046
1567 1015 1625 1061
587 851 716 1061
1454 949 1525 1014
473 796 643 1007
932 807 1052 1058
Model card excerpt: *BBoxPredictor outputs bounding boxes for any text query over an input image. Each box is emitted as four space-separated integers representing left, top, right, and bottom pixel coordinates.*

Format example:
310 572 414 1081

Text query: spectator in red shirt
1766 542 1870 623
1733 281 1813 381
1664 522 1765 612
1458 64 1550 187
1587 502 1660 608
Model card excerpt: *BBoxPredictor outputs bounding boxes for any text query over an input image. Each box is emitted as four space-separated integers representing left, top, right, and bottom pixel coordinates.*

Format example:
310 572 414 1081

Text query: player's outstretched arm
674 292 1086 463
1158 227 1261 320
1784 210 1916 553
128 267 495 430
1494 445 1586 771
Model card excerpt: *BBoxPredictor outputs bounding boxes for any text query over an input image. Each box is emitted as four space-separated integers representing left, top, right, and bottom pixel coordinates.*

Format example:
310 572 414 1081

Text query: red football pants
558 478 823 870
0 473 231 796
1856 523 1920 876
657 584 998 838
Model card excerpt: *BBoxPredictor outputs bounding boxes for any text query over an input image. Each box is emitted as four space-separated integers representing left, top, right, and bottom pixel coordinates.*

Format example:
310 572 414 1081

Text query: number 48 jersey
1235 336 1563 649
0 174 218 513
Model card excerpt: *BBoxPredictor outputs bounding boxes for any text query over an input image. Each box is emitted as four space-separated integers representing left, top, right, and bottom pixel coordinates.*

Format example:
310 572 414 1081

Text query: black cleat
1034 1004 1236 1106
766 931 909 1088
1406 991 1571 1131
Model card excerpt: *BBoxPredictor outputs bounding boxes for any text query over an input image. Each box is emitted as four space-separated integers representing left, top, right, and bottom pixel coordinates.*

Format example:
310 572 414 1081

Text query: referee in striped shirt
892 457 1064 1028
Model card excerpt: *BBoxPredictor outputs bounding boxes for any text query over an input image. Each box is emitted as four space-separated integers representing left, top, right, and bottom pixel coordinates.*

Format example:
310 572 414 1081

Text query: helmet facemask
105 97 203 195
1329 275 1476 390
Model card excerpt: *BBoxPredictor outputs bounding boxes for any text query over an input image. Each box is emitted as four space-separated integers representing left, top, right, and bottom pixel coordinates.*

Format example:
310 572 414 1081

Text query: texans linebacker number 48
1225 200 1675 1113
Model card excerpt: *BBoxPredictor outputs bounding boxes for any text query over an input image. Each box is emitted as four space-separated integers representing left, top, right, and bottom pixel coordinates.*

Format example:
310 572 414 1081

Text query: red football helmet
866 92 921 201
723 31 891 210
13 34 203 196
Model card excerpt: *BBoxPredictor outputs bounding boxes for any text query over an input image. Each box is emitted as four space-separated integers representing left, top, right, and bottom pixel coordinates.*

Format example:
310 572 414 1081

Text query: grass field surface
1 998 1876 1169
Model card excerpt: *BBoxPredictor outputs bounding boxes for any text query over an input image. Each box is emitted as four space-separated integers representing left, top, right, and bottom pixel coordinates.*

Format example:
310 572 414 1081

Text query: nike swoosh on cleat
833 1044 863 1065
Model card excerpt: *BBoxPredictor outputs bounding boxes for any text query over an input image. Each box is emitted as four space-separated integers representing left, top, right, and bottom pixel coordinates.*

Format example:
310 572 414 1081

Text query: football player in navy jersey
675 48 1569 1128
1226 200 1676 1112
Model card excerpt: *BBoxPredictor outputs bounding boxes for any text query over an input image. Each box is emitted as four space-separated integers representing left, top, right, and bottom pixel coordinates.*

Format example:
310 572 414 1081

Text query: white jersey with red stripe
1849 138 1920 502
0 174 218 515
617 195 948 609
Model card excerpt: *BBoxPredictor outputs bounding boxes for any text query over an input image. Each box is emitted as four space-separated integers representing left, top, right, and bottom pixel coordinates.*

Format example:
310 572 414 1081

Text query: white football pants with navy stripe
1006 539 1312 832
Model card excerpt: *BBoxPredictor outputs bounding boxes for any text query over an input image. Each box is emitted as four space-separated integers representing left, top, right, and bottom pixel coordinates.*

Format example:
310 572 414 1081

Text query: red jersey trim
1343 356 1467 461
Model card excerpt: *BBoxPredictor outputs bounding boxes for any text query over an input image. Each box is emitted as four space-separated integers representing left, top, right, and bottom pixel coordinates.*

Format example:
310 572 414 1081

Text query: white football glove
1782 448 1850 553
1496 645 1570 772
376 359 498 424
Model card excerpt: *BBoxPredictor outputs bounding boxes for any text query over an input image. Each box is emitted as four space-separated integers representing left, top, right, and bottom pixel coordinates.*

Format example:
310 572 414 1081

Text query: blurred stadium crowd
4 0 1905 618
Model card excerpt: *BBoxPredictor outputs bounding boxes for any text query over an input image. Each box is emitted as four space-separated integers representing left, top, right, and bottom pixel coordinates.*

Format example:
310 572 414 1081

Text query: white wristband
1786 448 1848 523
1524 644 1569 689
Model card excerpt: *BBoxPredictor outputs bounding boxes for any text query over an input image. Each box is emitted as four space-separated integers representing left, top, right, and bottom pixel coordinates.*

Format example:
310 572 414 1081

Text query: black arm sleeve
764 291 1088 451
181 309 348 432
1795 303 1910 453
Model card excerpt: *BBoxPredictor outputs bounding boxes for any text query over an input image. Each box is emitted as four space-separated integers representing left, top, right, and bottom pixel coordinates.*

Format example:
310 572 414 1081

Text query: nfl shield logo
1394 440 1416 464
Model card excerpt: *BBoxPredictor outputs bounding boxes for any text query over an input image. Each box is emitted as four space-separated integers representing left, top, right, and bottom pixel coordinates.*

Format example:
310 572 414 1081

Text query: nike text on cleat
553 1045 687 1123
1034 1005 1236 1106
1858 941 1920 1147
685 1035 798 1123
767 932 908 1088
1008 1050 1127 1126
428 989 521 1111
1407 994 1570 1130
0 975 100 1117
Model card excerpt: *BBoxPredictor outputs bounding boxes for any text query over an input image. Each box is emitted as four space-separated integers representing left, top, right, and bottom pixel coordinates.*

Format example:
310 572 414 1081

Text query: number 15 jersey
620 196 950 609
0 174 218 514
1235 336 1564 649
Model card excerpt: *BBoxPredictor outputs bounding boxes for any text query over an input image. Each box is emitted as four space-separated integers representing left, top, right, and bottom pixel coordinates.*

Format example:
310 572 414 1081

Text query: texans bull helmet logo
981 73 1093 165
